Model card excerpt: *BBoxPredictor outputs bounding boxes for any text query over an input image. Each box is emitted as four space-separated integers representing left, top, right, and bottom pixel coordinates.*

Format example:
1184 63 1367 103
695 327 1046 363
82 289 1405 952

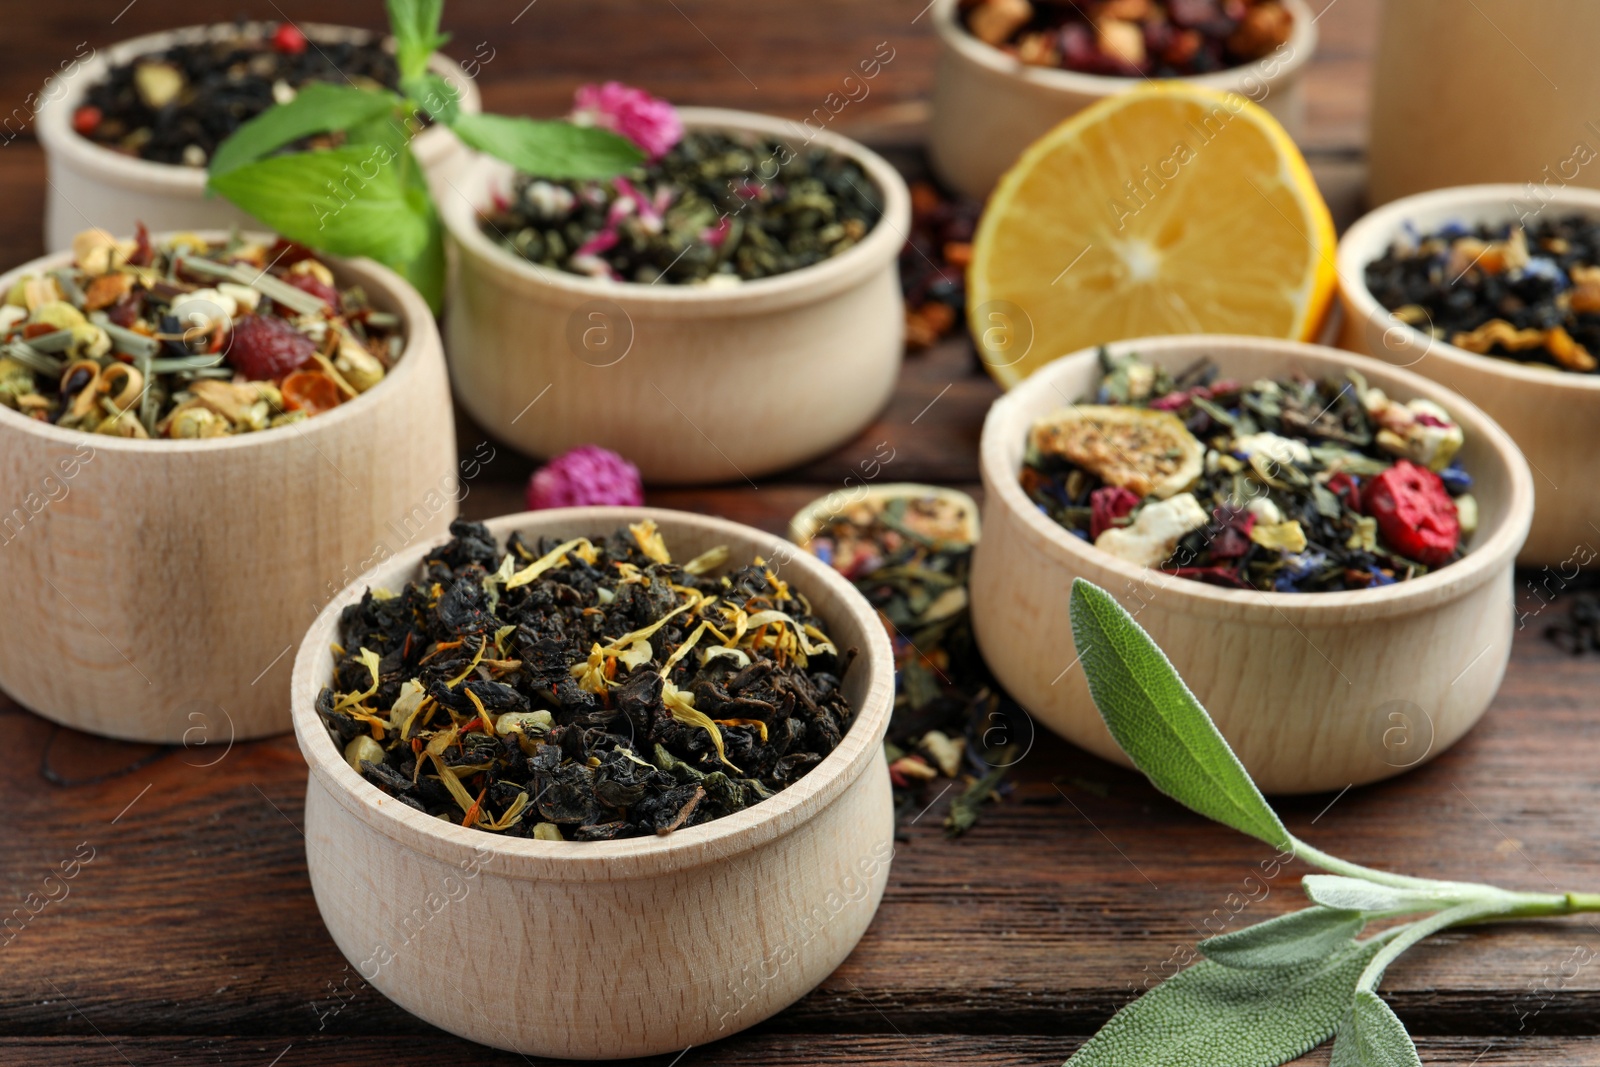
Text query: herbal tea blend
1021 350 1475 591
0 227 400 438
801 490 1014 835
901 181 978 351
481 85 883 285
959 0 1293 76
317 520 859 840
1366 215 1600 373
75 23 402 167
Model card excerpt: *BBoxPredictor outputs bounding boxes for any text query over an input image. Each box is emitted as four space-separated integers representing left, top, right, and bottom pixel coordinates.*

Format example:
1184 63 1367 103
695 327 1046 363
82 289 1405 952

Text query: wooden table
6 2 1600 1064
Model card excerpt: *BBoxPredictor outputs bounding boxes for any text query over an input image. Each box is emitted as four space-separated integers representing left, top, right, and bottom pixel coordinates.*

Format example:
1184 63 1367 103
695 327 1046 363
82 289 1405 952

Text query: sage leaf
1199 907 1367 970
1328 990 1423 1067
1302 875 1484 915
447 113 645 180
386 0 449 82
1065 938 1384 1067
1068 580 1293 852
207 84 398 177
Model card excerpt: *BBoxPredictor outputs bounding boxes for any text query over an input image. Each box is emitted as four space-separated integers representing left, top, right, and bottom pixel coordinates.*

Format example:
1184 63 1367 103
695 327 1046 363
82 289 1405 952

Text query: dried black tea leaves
480 129 882 285
1365 215 1600 374
317 519 859 839
1021 349 1477 592
75 24 403 167
802 492 1016 835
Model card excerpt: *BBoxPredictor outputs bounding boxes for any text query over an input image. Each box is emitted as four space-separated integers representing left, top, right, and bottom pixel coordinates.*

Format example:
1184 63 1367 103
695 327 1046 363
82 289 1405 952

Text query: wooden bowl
926 0 1317 201
0 234 458 743
438 107 910 485
34 22 482 252
969 335 1532 794
1337 184 1600 566
290 507 896 1059
1367 0 1600 205
786 482 981 547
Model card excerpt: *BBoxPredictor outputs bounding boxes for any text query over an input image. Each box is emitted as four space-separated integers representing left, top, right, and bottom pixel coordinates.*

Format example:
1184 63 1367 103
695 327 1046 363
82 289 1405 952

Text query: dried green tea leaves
317 519 857 839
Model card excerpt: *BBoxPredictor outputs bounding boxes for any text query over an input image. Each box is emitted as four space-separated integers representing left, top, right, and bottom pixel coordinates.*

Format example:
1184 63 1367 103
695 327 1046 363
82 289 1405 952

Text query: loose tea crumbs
75 24 402 167
1366 215 1600 374
902 181 979 351
959 0 1294 77
317 520 859 840
0 227 400 438
801 491 1017 835
1021 350 1475 591
480 129 883 285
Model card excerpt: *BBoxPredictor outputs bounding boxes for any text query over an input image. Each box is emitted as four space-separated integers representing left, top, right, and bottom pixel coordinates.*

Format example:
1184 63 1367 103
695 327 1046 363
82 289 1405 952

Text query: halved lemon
968 84 1336 389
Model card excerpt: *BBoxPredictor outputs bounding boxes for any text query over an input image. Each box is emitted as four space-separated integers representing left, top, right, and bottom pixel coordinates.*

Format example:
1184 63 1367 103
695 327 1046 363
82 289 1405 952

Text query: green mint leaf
446 113 644 180
1302 875 1483 915
1328 991 1423 1067
208 84 399 177
1199 907 1367 970
386 0 449 82
1068 580 1293 852
207 143 440 310
400 71 462 125
1064 939 1384 1067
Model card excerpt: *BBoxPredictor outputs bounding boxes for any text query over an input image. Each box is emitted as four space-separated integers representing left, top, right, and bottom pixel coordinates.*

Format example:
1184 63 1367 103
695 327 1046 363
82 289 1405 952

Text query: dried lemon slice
1029 406 1203 499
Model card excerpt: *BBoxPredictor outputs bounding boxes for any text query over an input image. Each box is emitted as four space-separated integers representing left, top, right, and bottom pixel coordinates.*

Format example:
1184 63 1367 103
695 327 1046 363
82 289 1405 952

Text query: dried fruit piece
225 313 316 380
1364 460 1459 566
1095 492 1209 568
282 369 342 415
271 23 308 54
1030 405 1204 498
71 105 101 136
969 0 1034 45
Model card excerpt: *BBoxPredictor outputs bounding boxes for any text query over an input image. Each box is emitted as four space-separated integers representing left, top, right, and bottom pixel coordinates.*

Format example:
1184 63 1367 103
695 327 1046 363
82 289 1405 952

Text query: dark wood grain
7 1 1598 1065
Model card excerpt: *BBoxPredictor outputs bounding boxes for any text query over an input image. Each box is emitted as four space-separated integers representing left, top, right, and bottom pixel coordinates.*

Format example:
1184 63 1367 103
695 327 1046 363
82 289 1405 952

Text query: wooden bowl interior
983 335 1531 617
292 506 896 877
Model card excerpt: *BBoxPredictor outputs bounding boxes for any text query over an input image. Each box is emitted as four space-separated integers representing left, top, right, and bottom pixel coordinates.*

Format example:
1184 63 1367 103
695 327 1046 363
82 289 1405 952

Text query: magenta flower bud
571 81 684 161
525 445 645 510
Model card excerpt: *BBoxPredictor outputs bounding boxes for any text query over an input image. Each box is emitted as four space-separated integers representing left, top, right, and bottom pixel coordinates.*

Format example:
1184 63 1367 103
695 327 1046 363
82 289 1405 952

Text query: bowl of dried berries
33 21 482 251
969 335 1532 794
1339 184 1600 567
290 509 895 1058
928 0 1317 200
439 88 910 485
0 228 457 743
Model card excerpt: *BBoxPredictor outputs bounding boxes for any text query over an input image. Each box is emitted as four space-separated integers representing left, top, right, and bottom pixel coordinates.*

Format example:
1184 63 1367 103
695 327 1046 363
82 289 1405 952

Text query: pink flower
525 445 644 510
571 81 683 161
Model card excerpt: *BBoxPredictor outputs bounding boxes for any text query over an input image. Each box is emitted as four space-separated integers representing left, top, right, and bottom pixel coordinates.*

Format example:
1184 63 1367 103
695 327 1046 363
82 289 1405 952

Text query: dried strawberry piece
225 314 316 381
285 272 340 310
1089 485 1141 540
266 238 318 268
1325 471 1361 512
1364 460 1459 566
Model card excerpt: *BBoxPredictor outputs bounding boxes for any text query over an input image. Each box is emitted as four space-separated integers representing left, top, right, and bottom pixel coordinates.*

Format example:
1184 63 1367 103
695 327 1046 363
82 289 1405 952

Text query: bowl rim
290 505 897 881
33 20 481 188
786 482 982 548
0 228 436 455
980 334 1533 618
930 0 1318 96
436 106 912 311
1338 182 1600 394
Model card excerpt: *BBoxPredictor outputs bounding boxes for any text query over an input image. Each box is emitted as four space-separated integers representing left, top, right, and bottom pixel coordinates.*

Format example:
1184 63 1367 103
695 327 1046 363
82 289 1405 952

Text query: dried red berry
72 105 102 137
1089 485 1141 540
285 272 340 310
1364 460 1459 566
226 314 316 381
271 23 308 55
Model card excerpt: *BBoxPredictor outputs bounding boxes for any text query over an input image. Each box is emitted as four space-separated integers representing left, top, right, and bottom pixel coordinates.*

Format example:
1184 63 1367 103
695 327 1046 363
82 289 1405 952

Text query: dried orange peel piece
1029 405 1203 499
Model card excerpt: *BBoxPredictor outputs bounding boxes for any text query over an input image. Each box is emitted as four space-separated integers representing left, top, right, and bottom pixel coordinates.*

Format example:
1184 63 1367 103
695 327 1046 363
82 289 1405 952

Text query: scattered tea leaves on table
317 520 859 839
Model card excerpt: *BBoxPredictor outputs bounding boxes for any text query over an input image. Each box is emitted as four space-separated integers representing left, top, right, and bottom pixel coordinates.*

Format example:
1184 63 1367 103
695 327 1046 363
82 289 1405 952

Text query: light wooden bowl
926 0 1317 201
290 506 895 1059
1367 0 1600 205
1337 184 1600 567
969 335 1532 794
438 107 910 485
34 22 482 252
787 482 981 547
0 233 458 743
